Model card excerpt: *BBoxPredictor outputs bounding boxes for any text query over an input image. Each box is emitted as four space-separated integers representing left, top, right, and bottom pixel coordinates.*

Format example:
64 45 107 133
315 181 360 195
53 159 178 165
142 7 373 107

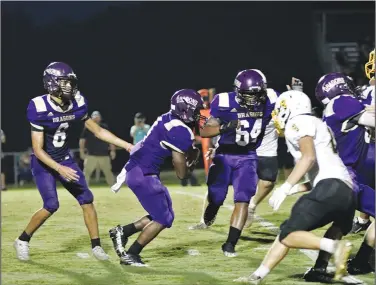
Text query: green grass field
1 177 374 285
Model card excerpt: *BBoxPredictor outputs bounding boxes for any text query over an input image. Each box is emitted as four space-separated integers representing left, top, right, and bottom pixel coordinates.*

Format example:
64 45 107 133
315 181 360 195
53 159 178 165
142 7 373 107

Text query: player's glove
219 120 239 134
205 148 216 160
186 147 201 170
268 182 293 211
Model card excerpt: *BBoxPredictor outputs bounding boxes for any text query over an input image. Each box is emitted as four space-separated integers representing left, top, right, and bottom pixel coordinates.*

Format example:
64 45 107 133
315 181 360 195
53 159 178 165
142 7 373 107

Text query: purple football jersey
27 92 88 162
360 85 374 106
125 112 194 175
323 94 371 168
210 89 277 154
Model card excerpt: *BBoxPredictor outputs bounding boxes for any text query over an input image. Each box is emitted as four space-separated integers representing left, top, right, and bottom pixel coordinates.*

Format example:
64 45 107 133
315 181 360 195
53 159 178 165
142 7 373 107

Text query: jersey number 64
235 119 262 146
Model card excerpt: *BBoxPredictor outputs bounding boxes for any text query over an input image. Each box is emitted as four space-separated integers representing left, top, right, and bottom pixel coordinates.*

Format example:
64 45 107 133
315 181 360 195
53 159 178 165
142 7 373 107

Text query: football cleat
350 218 371 234
188 222 209 230
92 246 109 260
14 238 30 261
233 273 264 284
222 242 237 257
333 240 352 281
109 225 128 257
303 267 333 283
347 258 374 275
120 252 148 267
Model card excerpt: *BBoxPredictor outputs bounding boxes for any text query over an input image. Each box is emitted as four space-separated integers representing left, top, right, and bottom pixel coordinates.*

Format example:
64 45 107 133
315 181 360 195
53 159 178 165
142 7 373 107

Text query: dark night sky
3 2 140 25
1 1 374 164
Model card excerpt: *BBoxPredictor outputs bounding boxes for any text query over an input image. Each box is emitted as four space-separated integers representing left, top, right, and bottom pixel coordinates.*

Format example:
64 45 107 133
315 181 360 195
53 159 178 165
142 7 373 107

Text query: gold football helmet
365 49 375 80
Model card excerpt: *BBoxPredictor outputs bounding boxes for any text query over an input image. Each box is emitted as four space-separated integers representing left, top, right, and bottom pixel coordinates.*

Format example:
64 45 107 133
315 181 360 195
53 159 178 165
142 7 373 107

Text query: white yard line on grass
174 190 366 285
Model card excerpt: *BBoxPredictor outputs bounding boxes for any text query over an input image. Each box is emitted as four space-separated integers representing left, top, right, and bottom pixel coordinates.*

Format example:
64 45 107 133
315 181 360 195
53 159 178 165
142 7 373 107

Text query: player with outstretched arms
191 69 276 257
235 90 356 284
14 62 133 261
108 89 205 266
299 72 375 282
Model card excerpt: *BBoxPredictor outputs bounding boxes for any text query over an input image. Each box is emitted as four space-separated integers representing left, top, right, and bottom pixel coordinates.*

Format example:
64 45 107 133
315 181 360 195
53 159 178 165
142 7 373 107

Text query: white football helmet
272 90 312 134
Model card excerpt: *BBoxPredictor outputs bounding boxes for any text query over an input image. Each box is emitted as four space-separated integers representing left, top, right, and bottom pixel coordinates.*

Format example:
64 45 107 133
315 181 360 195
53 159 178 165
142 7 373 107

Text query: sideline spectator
79 111 115 186
130 113 150 145
1 129 6 191
18 148 33 186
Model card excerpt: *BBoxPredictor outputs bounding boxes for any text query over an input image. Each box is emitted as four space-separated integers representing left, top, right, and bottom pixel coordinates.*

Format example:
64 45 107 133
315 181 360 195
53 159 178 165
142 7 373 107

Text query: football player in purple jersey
302 72 375 282
194 69 277 257
350 48 375 234
109 89 205 266
14 62 133 261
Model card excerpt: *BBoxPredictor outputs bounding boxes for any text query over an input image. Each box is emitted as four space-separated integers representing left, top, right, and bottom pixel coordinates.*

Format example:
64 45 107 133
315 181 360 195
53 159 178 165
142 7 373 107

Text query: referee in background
79 111 115 186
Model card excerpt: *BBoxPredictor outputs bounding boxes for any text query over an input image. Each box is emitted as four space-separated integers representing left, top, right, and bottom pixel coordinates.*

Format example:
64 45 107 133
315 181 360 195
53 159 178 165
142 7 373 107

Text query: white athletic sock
319 238 336 254
254 264 270 279
249 197 257 210
357 217 369 224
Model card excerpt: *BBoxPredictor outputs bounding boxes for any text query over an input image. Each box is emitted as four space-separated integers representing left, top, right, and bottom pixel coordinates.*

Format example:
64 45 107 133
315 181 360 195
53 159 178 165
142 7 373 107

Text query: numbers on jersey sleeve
53 123 69 148
235 119 262 146
326 126 338 153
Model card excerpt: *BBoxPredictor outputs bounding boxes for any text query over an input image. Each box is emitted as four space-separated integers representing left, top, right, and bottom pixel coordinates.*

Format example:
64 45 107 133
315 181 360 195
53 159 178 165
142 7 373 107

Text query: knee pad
44 198 60 214
165 210 175 228
77 189 94 205
208 189 226 206
156 208 174 228
234 189 254 204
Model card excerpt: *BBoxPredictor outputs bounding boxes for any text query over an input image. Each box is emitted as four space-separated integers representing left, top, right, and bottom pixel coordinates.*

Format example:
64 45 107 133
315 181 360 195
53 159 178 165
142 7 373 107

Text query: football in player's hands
186 147 200 168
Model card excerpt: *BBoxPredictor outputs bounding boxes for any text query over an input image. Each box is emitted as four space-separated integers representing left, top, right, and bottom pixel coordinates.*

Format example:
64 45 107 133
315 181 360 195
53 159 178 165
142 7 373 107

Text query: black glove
219 120 239 134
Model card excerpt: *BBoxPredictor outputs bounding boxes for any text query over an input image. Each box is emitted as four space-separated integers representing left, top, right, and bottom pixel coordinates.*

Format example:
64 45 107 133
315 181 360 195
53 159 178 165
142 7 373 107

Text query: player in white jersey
246 78 304 227
234 90 355 284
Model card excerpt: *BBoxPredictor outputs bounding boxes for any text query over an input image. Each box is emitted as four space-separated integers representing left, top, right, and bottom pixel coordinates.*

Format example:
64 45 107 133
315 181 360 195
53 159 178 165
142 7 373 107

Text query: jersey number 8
53 123 69 148
235 119 262 146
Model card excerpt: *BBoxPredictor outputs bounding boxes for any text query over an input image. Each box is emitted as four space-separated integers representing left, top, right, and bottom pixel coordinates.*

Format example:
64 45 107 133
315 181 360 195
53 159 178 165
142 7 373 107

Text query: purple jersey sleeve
332 96 365 122
210 94 221 118
27 100 46 131
163 126 194 154
77 93 89 121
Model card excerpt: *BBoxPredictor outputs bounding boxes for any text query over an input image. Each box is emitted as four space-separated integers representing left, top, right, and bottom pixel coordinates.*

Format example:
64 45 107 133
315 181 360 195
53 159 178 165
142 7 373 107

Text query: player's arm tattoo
285 136 316 186
31 130 61 172
84 118 133 152
172 150 188 179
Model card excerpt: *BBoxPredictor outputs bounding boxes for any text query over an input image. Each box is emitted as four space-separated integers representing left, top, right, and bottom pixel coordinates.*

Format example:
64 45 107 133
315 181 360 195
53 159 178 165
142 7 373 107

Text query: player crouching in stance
235 90 355 284
14 62 133 261
109 89 205 266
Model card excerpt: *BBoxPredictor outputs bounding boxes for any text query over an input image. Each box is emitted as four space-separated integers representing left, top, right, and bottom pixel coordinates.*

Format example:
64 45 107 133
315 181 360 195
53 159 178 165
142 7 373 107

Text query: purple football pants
126 166 174 228
207 153 258 206
31 155 93 213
